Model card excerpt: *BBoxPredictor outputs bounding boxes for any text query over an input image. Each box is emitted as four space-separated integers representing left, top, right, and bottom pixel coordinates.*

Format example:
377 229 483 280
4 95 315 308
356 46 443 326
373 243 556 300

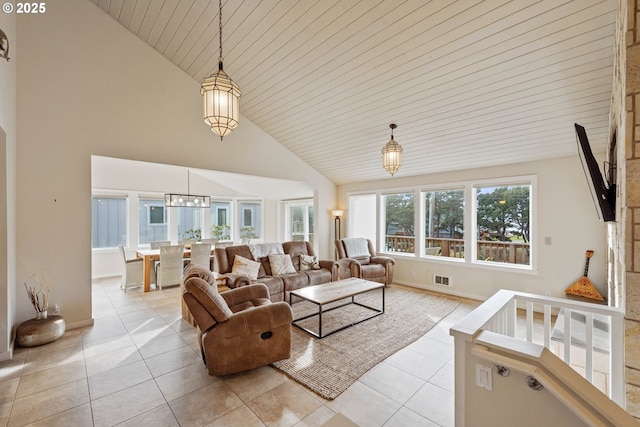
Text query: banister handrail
450 289 625 407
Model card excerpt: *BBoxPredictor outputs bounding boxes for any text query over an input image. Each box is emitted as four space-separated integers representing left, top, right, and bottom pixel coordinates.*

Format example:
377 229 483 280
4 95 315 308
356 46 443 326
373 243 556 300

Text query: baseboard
394 279 487 302
92 273 120 280
65 318 94 330
0 348 12 362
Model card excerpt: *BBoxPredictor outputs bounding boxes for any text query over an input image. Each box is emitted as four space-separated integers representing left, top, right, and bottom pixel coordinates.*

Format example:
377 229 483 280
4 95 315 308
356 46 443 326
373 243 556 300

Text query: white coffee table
289 278 385 338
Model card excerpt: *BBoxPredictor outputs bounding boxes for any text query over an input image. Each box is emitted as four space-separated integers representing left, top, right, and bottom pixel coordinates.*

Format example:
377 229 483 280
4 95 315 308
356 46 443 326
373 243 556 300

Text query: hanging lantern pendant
201 0 241 140
382 123 403 176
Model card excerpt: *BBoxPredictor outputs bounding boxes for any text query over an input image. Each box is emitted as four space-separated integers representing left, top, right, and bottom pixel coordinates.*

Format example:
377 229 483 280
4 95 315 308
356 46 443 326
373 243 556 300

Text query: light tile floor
0 276 481 427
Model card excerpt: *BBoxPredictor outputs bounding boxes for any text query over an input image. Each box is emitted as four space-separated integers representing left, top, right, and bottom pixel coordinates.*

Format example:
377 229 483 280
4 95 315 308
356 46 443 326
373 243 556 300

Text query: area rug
272 284 460 399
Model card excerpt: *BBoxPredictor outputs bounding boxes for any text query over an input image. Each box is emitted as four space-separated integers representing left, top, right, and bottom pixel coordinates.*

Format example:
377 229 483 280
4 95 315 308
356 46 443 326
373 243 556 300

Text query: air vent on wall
434 275 451 286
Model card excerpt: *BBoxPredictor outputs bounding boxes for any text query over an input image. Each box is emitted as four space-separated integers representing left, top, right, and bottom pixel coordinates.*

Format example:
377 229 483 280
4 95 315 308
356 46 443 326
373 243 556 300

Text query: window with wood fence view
383 183 531 267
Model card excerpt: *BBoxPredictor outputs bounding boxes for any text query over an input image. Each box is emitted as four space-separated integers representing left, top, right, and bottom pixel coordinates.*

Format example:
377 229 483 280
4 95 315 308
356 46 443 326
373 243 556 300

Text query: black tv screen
574 123 615 222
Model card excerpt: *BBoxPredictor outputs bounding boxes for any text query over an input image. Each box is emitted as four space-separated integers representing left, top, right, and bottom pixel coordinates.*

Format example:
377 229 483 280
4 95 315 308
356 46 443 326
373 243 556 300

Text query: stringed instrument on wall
565 250 605 301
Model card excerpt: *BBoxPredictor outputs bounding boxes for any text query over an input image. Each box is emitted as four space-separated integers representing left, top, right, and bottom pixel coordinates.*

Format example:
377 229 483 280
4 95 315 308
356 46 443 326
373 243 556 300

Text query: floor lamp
332 210 343 260
331 210 343 241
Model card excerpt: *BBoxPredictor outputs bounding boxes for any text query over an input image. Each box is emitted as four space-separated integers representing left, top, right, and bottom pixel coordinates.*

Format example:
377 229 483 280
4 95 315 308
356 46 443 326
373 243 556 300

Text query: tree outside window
476 185 531 265
424 189 464 258
383 192 415 253
210 200 231 240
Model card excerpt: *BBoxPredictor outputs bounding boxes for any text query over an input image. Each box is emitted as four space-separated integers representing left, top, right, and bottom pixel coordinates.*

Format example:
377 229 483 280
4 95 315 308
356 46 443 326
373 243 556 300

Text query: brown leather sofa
214 241 337 302
335 238 395 285
182 264 292 376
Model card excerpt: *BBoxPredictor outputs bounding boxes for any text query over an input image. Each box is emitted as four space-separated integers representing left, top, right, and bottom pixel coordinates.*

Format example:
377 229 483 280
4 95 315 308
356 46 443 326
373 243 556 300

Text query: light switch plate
476 364 492 391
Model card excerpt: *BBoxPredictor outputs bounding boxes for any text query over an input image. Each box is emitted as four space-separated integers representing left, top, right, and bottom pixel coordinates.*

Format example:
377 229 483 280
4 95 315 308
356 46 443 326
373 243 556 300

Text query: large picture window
178 207 203 241
139 199 167 245
285 200 314 243
210 200 231 241
474 183 531 266
238 200 262 240
92 196 127 248
382 192 415 253
348 175 534 270
423 188 464 258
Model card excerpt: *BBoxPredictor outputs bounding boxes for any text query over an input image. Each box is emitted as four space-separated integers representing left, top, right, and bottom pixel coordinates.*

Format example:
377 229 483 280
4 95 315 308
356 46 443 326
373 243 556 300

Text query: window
347 175 534 270
92 196 127 248
423 188 464 258
139 198 167 245
178 207 203 241
348 194 376 242
382 192 415 253
285 200 314 243
239 200 262 239
474 183 531 266
210 200 231 241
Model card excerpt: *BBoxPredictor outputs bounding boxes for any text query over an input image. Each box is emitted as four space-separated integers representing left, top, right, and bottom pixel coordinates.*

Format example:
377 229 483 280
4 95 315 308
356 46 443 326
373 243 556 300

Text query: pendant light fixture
165 170 211 208
382 123 403 176
201 0 241 140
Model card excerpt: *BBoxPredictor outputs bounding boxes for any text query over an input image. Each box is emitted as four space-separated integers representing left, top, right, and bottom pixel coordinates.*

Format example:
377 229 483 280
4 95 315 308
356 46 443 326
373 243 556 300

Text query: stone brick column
626 0 640 417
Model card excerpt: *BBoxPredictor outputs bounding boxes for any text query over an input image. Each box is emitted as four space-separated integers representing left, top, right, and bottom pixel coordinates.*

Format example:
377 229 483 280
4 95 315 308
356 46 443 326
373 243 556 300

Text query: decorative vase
36 310 48 320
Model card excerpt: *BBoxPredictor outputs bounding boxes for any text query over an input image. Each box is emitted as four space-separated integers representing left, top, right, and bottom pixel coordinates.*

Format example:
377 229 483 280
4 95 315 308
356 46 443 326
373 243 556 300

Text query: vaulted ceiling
89 0 618 185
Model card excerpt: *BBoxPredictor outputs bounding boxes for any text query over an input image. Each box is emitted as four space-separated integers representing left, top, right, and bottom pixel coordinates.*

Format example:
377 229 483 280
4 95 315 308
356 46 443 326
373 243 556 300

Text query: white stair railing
454 289 624 405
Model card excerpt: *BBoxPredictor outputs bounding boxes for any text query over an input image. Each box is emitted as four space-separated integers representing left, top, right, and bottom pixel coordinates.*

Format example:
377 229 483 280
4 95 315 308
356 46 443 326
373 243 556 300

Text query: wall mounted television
574 123 615 222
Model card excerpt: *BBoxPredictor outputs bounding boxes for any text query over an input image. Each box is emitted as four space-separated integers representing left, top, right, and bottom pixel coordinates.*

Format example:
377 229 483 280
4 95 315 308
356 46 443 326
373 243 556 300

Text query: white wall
15 0 335 328
0 10 16 360
338 156 608 301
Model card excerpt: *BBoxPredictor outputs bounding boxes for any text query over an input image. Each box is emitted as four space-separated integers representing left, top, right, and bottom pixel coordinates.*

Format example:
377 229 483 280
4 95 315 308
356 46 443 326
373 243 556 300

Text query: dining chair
156 245 185 291
200 238 218 245
189 242 212 269
199 238 218 269
119 246 144 292
150 240 171 249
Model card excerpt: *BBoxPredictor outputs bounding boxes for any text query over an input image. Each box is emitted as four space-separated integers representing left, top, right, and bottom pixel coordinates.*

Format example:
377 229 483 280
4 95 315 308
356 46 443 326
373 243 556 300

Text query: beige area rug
272 284 460 399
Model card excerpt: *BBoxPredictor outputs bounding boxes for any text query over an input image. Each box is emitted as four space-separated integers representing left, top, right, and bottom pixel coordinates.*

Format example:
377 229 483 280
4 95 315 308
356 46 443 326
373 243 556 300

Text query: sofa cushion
232 255 261 280
303 268 332 286
184 277 233 322
300 254 320 271
269 254 297 276
281 273 312 295
255 276 285 302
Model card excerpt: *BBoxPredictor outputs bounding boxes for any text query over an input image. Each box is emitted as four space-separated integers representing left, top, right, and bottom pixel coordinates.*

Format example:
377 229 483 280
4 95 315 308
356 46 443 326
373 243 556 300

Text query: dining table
135 246 214 292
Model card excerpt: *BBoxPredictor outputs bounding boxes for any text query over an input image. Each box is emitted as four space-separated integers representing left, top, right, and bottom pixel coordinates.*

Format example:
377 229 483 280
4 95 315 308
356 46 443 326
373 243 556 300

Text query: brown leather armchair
182 264 292 376
335 238 395 285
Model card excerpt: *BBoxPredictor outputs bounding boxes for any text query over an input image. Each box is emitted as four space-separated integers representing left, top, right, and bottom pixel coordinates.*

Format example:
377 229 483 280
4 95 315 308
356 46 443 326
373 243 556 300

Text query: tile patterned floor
0 277 480 427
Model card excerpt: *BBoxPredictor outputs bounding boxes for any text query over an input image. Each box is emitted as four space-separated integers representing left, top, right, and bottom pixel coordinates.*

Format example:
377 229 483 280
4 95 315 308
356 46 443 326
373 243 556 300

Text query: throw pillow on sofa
232 255 261 280
300 254 320 271
268 254 297 276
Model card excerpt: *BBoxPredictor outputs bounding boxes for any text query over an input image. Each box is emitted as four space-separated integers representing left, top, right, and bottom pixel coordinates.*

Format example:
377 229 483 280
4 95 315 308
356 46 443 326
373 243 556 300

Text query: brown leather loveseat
214 241 337 302
182 264 292 376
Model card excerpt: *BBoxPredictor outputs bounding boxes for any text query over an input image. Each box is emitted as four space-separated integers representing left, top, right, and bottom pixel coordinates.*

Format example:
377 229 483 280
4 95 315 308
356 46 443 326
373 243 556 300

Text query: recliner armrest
222 273 252 288
214 301 293 337
318 259 339 281
370 256 394 267
221 283 270 306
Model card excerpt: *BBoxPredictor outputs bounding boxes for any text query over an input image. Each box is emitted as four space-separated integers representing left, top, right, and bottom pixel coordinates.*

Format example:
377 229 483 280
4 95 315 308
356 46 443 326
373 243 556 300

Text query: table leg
143 256 151 292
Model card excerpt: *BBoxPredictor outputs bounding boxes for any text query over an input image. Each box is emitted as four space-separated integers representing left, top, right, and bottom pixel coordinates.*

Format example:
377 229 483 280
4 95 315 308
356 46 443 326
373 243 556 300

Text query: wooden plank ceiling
89 0 618 185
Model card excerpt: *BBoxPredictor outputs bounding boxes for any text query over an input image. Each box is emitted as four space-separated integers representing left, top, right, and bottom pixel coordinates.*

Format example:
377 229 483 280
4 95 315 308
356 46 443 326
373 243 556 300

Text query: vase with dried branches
24 262 52 320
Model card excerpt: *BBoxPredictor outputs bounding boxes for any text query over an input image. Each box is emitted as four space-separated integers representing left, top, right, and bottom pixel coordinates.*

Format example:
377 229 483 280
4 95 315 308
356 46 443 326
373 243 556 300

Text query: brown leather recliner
335 238 395 285
182 264 292 376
